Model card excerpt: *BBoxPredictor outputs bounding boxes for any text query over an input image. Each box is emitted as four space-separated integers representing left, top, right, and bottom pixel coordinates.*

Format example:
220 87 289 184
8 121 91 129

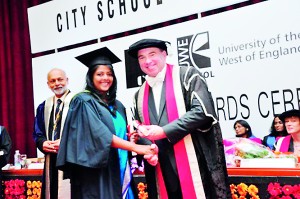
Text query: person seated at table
234 120 262 144
0 125 12 195
262 114 288 150
275 109 300 155
0 126 12 168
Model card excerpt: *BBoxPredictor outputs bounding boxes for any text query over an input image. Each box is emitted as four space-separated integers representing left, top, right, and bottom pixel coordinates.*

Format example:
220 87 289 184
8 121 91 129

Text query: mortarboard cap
128 39 170 58
75 47 121 68
279 109 300 121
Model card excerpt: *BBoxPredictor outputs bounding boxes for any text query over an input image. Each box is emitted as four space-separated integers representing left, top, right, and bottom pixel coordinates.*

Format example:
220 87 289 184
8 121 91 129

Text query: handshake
127 120 165 166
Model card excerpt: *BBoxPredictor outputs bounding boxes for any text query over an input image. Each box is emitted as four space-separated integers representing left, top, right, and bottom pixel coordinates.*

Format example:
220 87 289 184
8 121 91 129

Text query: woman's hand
144 144 159 166
127 124 139 143
128 131 139 143
134 143 158 156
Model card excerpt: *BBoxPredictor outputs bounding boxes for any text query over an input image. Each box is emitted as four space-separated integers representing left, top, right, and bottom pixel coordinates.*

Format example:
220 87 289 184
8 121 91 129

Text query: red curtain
0 0 50 162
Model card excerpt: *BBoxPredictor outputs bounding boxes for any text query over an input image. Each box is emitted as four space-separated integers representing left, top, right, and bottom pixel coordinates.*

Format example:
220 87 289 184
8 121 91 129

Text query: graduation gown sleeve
33 101 47 152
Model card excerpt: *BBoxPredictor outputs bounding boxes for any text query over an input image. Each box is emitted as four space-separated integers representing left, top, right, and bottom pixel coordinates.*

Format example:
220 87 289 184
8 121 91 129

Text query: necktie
55 99 62 119
53 99 62 140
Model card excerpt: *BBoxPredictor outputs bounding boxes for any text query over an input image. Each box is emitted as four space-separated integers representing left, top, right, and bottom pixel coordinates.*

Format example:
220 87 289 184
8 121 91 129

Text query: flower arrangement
267 182 300 199
137 182 148 199
26 180 42 199
230 183 260 199
4 179 26 199
3 179 42 199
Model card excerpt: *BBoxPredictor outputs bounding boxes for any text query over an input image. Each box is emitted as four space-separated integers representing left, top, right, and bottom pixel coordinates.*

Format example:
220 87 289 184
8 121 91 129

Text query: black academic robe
57 92 137 199
0 126 12 168
33 92 73 199
134 65 231 199
33 100 60 199
0 126 12 197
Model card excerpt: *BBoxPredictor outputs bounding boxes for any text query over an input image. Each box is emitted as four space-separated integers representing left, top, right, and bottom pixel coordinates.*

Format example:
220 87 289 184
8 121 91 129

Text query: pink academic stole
142 64 204 199
278 135 291 152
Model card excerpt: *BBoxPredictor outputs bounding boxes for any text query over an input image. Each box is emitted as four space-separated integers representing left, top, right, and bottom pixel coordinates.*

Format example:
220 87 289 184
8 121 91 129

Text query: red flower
4 179 26 199
267 182 300 198
268 182 282 196
283 185 294 195
293 185 300 199
19 195 26 199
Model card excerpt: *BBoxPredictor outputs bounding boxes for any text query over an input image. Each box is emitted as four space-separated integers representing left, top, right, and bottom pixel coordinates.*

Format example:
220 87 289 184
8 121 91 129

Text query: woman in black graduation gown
57 47 157 199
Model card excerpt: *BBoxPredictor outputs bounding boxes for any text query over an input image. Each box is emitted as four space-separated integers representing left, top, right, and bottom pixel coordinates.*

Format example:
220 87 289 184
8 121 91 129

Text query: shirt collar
145 65 166 87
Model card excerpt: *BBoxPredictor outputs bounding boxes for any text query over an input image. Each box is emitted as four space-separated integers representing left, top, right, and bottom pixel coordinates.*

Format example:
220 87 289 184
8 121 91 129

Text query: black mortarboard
128 39 170 58
279 109 300 121
75 47 121 68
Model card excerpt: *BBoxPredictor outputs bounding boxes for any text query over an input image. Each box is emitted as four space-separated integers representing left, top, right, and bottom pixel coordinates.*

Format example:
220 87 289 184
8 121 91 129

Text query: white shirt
145 66 166 115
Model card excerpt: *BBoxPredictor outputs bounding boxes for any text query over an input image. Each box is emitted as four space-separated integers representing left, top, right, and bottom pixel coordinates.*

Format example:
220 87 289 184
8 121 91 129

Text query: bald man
33 68 74 199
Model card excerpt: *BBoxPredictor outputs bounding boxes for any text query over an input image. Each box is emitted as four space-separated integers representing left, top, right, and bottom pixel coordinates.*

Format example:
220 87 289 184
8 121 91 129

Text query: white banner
27 0 249 53
199 0 248 11
28 0 201 53
32 0 300 140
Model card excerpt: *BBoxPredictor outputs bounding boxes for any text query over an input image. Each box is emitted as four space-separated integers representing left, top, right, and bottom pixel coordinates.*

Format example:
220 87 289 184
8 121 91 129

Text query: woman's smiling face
93 65 113 94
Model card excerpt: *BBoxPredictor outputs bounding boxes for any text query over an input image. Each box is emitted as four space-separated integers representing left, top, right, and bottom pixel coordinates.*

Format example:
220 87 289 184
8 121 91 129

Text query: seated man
275 109 300 153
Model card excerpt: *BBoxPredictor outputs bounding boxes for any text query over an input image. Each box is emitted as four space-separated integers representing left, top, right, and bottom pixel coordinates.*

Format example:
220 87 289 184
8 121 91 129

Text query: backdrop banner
27 0 250 53
31 0 300 139
28 0 201 53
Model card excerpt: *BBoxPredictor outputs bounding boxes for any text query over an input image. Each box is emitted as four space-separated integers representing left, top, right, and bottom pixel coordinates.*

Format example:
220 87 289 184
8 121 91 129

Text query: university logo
177 31 211 69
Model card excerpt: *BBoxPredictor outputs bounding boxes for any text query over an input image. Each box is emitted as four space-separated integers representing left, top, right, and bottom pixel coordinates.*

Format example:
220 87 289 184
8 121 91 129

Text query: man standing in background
33 68 74 199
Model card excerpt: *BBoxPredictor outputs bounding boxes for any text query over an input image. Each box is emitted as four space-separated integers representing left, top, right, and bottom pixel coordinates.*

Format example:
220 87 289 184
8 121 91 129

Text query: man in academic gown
33 68 74 199
128 39 231 199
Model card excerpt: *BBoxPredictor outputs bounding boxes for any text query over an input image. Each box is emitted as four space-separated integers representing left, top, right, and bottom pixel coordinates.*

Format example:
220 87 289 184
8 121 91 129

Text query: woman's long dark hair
85 64 117 106
269 114 288 137
234 119 253 138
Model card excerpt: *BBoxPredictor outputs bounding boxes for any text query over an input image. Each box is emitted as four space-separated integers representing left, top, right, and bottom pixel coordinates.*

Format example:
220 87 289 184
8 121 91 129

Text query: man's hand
52 139 60 150
42 139 60 153
134 143 158 156
137 125 166 140
144 144 158 166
